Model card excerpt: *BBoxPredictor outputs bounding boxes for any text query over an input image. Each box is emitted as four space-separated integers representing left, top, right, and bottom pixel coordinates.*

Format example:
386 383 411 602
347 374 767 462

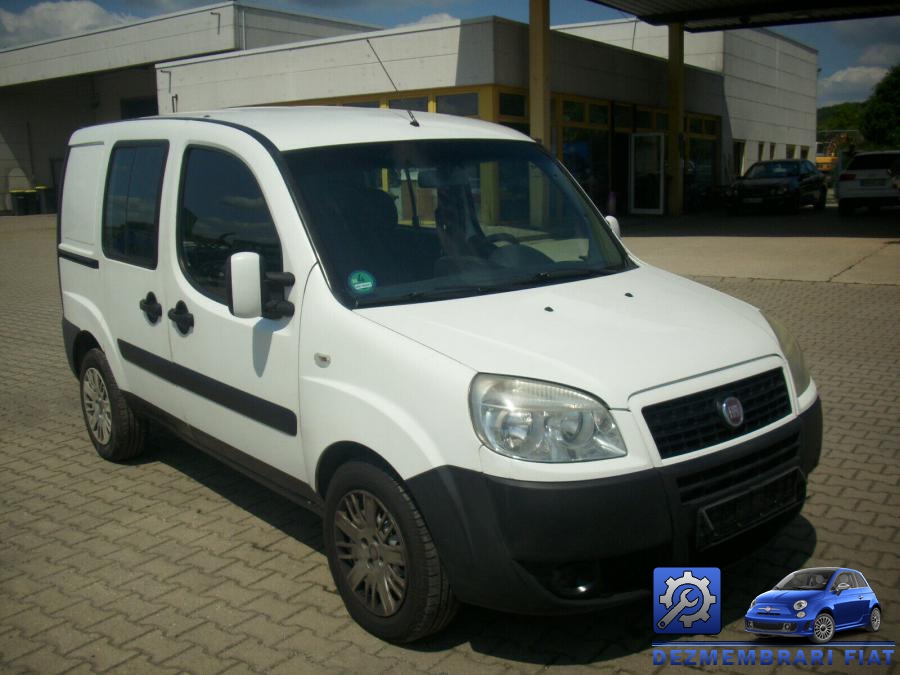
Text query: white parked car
58 107 822 643
836 150 900 214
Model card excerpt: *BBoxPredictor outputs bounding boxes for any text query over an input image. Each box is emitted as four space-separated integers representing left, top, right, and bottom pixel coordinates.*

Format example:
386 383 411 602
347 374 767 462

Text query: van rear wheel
324 461 458 643
79 349 146 462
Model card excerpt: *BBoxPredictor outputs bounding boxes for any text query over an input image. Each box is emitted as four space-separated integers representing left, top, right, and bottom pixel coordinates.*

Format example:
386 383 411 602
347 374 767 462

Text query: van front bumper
406 398 822 614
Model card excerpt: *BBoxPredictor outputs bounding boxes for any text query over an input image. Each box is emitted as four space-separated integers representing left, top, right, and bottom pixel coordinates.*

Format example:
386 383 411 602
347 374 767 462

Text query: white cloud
0 1 138 48
397 12 460 28
818 66 888 105
858 43 900 68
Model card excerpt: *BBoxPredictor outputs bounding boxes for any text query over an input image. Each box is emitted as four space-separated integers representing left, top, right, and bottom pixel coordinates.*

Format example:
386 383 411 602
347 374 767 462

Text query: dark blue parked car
745 567 881 644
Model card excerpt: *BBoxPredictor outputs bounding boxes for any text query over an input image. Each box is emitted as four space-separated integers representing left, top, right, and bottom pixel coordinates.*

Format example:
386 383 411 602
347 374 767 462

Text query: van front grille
643 368 791 459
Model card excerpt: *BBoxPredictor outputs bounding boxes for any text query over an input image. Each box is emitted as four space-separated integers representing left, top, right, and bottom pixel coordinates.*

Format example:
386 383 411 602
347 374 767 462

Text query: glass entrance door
629 133 664 215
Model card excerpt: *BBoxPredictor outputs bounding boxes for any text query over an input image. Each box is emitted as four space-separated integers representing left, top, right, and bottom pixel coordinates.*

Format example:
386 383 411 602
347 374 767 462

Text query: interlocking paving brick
1 218 897 673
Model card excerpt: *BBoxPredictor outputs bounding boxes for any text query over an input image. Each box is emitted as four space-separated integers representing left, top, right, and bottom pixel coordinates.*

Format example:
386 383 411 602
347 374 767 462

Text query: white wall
0 4 239 88
156 19 496 112
724 28 817 172
495 20 724 116
240 7 375 49
557 20 725 72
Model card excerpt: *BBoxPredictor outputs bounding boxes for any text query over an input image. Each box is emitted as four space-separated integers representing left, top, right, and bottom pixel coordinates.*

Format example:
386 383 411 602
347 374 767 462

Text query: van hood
357 265 780 408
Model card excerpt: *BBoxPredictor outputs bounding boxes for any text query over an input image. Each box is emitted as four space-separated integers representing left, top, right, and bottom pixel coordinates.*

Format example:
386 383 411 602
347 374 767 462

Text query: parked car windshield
846 152 900 172
745 161 800 179
774 569 834 590
282 139 630 307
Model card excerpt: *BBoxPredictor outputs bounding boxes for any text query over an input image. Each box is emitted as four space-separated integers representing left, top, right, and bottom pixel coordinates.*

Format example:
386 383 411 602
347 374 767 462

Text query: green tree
861 63 900 148
817 102 863 131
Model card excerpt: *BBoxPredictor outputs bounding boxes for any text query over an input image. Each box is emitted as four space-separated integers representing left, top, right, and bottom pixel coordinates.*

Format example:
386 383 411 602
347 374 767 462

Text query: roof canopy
587 0 900 31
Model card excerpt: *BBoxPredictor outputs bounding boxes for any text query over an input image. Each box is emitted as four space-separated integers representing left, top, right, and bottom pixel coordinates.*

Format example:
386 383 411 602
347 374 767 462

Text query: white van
59 107 822 642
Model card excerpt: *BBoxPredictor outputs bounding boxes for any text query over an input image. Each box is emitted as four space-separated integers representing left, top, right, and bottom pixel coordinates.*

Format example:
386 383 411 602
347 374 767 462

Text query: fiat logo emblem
765 606 771 612
720 396 744 428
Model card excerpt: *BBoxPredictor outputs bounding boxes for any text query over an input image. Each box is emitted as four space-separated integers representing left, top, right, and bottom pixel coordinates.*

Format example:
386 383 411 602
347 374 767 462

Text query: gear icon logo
653 567 722 635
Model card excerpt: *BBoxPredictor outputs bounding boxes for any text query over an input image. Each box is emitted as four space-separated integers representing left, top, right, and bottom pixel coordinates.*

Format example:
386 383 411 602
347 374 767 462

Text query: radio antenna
367 38 419 127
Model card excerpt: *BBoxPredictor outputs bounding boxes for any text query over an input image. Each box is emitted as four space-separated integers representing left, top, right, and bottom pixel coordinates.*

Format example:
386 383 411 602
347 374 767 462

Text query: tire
324 461 458 643
810 612 835 644
79 349 146 462
866 607 881 633
814 188 826 211
838 200 854 216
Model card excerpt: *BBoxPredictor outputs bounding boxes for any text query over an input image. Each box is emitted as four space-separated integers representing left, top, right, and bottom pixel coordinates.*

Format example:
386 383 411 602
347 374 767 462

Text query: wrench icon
657 588 698 629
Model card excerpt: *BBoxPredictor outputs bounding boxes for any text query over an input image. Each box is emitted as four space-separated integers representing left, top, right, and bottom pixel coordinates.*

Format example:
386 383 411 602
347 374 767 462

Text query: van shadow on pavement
136 426 818 667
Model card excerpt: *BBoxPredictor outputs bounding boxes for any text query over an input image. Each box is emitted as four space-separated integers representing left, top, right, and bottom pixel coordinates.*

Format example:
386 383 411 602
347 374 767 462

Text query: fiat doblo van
59 107 822 642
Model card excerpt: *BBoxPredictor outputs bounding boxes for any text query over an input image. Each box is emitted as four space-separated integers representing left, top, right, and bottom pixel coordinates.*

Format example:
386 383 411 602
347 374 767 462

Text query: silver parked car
837 151 900 215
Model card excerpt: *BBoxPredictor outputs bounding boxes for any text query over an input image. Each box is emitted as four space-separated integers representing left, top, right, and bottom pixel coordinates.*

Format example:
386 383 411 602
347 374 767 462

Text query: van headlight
762 312 811 395
469 375 627 462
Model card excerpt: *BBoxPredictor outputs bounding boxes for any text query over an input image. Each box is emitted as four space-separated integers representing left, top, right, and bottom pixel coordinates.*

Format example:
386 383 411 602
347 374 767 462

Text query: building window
562 100 585 123
786 144 796 159
655 111 668 131
102 142 168 269
613 103 633 131
499 92 526 118
769 143 775 160
758 141 764 161
635 108 653 130
389 96 428 112
178 147 283 303
590 104 610 126
435 92 478 117
800 145 810 159
344 100 379 108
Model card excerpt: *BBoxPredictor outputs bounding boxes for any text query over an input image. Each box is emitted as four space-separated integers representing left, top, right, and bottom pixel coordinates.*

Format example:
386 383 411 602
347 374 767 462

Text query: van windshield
282 139 631 307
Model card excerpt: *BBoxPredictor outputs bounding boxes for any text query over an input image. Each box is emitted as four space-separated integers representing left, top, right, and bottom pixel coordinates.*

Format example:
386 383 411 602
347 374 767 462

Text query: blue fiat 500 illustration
745 567 882 644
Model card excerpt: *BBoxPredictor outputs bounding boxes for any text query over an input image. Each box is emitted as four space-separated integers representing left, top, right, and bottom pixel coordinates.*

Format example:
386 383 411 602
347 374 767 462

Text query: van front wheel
79 349 146 462
324 461 458 643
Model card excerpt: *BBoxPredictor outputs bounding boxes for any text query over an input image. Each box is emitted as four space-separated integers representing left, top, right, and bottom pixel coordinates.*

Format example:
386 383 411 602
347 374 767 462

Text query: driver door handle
168 301 194 335
139 291 162 323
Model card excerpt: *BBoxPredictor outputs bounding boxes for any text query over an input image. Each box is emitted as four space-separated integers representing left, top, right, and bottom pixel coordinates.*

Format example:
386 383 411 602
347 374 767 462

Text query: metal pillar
528 0 551 148
667 23 684 216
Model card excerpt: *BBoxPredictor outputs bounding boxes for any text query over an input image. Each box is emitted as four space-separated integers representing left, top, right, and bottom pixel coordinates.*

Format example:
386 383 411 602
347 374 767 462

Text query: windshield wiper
507 266 623 286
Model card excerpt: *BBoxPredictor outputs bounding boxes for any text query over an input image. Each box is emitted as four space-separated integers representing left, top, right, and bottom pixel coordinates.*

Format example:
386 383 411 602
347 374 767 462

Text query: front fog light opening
797 611 806 618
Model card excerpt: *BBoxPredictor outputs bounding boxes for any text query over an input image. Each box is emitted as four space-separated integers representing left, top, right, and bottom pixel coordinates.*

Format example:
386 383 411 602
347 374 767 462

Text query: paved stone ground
1 216 897 673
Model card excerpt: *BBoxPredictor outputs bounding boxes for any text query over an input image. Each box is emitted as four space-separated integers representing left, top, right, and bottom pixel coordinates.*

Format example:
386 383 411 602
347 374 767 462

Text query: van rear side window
102 142 168 268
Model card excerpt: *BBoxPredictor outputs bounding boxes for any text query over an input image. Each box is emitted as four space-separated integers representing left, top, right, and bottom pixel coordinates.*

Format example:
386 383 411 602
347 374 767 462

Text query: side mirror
227 251 263 318
606 215 621 238
836 582 850 594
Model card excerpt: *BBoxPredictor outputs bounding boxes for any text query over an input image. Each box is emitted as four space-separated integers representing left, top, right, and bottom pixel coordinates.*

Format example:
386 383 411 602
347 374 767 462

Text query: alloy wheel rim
871 609 881 630
814 615 834 641
82 367 112 445
333 489 407 617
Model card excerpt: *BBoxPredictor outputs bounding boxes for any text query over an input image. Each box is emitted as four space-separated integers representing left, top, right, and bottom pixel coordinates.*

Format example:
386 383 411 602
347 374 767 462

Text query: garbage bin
10 189 39 215
35 185 56 214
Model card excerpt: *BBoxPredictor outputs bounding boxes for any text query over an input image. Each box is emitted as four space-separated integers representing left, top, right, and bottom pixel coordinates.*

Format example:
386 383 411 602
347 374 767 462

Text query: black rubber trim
123 393 321 514
117 339 297 436
405 399 822 614
57 249 99 268
62 318 80 377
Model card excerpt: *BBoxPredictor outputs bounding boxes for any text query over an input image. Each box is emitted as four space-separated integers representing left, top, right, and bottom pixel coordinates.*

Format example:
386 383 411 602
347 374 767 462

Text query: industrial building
0 1 817 216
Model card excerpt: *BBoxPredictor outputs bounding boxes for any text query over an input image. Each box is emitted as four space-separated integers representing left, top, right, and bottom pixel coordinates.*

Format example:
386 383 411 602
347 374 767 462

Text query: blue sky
1 0 898 106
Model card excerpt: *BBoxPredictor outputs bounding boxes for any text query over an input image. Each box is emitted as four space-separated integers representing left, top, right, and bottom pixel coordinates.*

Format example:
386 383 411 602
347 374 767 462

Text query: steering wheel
482 232 518 246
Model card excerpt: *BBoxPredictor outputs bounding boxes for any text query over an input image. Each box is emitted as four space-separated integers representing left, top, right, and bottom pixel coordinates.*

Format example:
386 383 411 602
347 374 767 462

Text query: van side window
102 143 168 268
178 147 283 303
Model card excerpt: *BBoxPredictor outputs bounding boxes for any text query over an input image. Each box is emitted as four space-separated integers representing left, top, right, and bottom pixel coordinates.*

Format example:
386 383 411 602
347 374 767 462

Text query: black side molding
123 393 321 515
117 339 298 436
58 249 99 269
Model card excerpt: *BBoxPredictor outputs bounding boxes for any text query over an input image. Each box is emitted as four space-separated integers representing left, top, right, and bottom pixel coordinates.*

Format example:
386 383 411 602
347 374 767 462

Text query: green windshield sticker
348 270 377 294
